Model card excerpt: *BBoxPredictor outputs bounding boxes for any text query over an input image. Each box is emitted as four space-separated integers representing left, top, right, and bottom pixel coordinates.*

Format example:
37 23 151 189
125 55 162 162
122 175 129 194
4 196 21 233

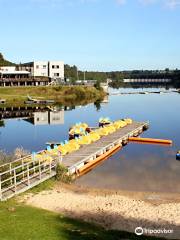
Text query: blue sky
0 0 180 71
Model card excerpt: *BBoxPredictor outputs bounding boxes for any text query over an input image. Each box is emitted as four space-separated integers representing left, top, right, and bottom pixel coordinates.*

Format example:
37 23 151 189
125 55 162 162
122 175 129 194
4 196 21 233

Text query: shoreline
0 85 106 107
23 183 180 239
60 183 180 204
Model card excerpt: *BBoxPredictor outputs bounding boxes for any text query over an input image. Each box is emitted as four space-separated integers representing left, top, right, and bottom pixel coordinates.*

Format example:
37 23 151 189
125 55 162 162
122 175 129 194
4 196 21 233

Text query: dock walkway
63 121 149 174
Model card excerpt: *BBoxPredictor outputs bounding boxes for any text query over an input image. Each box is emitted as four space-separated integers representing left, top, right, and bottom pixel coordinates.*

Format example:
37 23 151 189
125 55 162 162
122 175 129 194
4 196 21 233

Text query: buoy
129 137 172 145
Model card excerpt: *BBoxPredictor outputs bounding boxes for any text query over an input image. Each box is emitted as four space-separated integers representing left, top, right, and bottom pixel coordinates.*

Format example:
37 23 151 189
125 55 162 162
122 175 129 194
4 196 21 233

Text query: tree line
65 64 180 86
0 53 16 67
1 53 180 86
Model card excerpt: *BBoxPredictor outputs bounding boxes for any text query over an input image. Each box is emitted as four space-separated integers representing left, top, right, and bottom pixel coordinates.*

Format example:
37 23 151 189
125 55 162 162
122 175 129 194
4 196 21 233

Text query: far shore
23 183 180 239
0 85 106 107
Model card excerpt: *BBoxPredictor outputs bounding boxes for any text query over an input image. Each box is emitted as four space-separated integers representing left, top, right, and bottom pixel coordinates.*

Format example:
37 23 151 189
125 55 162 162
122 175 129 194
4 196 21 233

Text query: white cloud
136 0 180 9
165 0 180 9
116 0 126 5
2 0 179 10
138 0 157 5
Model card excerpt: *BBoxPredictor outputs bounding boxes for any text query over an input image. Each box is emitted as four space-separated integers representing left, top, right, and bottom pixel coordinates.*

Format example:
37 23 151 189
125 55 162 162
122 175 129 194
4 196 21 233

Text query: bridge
123 79 171 83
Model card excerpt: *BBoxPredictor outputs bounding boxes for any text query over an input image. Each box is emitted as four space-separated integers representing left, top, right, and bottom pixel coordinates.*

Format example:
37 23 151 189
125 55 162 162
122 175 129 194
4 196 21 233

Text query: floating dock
0 120 149 201
63 121 149 175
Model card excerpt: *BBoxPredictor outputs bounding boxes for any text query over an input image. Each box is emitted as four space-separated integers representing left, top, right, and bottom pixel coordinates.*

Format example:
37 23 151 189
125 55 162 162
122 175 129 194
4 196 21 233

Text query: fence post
27 165 30 186
9 162 13 185
49 161 52 175
58 151 62 164
39 159 41 180
14 169 17 193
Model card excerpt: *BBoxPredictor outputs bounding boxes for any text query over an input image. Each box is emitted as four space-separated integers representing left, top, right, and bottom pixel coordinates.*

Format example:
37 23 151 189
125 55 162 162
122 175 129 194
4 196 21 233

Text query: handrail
0 159 57 194
0 148 54 170
0 156 58 176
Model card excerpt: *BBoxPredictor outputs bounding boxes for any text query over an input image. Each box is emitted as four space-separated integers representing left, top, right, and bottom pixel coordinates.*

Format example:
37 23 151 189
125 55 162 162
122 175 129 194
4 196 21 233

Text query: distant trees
64 64 180 87
94 81 101 90
64 64 78 81
64 64 107 82
0 52 15 67
1 53 180 86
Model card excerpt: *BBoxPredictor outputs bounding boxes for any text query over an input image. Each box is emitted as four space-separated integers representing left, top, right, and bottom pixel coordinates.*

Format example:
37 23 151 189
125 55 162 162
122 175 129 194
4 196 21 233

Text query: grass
26 178 56 194
0 177 165 240
0 199 165 240
0 86 105 107
0 181 165 240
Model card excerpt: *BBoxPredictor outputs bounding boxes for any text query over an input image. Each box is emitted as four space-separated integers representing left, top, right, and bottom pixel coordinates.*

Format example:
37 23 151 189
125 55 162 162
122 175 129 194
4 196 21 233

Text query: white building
0 66 30 78
33 61 48 77
19 61 64 79
48 61 64 79
30 110 64 125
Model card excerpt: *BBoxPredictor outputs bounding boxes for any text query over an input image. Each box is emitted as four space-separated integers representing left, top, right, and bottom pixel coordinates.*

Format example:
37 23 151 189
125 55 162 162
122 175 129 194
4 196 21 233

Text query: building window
52 65 59 69
43 65 46 69
36 65 39 69
54 73 59 77
52 117 60 121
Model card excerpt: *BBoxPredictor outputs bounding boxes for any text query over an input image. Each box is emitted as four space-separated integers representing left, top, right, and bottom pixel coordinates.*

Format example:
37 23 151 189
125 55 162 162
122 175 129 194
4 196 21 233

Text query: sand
23 184 180 239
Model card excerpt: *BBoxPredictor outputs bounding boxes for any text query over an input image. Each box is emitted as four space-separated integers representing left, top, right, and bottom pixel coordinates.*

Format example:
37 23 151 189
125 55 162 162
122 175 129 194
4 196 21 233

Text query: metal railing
0 153 60 201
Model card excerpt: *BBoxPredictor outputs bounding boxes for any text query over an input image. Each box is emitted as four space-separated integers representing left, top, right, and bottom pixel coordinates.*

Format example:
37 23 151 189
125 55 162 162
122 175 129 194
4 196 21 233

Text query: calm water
0 88 180 193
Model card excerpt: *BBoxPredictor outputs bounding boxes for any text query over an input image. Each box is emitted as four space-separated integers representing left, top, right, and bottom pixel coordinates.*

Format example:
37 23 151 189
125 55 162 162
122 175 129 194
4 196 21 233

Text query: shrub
56 164 73 183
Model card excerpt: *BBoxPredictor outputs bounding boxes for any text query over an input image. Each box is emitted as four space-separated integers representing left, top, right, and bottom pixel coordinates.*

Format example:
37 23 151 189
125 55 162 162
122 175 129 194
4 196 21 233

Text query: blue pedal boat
176 151 180 160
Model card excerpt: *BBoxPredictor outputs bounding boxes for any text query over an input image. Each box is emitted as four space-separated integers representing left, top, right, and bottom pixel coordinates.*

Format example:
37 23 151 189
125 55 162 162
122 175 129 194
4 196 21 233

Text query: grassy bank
0 86 105 107
0 199 163 240
0 180 165 240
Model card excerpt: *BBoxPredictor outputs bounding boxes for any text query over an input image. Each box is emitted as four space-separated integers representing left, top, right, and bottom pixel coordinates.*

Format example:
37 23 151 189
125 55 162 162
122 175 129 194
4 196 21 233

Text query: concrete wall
33 61 48 77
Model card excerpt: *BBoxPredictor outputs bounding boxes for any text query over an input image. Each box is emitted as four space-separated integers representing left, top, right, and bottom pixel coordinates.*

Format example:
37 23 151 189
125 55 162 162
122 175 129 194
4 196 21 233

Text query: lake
0 88 180 193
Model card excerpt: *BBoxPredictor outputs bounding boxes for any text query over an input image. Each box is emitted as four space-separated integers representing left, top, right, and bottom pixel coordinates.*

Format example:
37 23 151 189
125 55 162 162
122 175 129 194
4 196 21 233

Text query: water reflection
0 105 82 122
0 120 5 127
0 89 180 193
76 143 180 193
24 111 64 126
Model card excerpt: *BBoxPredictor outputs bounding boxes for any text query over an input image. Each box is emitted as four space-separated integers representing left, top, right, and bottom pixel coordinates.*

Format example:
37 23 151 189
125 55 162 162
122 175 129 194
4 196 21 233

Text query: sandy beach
23 183 180 239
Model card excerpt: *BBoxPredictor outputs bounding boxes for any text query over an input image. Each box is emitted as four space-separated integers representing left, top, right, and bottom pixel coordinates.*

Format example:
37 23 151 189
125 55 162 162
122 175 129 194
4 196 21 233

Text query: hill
0 53 15 67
